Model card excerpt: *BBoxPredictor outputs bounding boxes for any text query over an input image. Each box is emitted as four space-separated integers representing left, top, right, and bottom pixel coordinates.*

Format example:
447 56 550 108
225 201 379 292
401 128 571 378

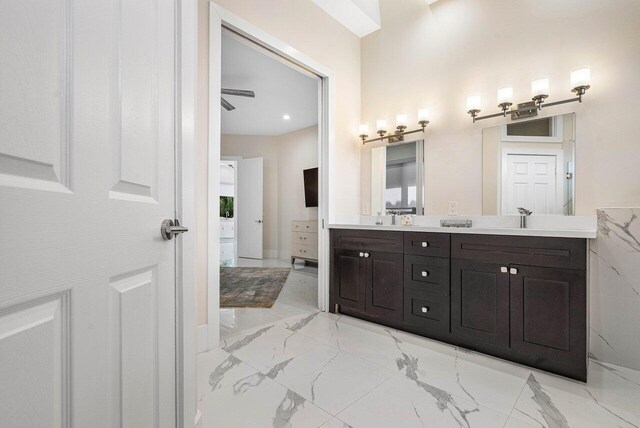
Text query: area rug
220 267 291 308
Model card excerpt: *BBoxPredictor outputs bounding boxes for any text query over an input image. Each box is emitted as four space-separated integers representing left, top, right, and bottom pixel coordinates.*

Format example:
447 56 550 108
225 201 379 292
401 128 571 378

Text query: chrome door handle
161 219 189 240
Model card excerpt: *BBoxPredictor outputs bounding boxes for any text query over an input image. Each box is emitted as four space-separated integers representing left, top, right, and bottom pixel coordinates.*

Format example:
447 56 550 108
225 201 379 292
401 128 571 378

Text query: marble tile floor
198 309 640 428
220 258 319 339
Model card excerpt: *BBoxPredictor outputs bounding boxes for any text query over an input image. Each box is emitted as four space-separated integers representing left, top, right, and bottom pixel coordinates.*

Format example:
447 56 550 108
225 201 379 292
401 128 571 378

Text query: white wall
361 0 640 215
220 126 319 259
277 127 319 259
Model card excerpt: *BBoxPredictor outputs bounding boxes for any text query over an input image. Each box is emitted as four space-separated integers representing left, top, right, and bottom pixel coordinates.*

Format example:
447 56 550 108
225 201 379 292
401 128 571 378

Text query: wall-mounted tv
303 167 318 208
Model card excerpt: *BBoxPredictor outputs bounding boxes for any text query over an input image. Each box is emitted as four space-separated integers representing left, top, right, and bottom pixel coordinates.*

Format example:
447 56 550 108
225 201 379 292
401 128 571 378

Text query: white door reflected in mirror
482 113 576 216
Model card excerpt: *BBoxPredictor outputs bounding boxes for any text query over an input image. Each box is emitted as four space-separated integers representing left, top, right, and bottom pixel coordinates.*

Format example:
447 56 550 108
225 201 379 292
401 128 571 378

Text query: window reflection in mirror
371 140 424 215
482 114 575 216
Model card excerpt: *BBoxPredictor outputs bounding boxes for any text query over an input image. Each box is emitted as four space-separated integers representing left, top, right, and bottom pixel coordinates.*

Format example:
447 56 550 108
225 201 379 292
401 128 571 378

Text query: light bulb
396 114 408 128
467 95 481 111
497 87 514 104
418 108 430 122
571 67 590 88
359 124 369 135
531 78 550 97
376 119 387 132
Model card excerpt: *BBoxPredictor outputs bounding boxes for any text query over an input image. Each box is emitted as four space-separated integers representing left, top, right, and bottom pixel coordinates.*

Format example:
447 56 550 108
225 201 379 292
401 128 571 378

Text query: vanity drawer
404 255 450 295
292 231 317 246
404 232 450 258
451 234 587 270
331 229 403 254
404 289 450 336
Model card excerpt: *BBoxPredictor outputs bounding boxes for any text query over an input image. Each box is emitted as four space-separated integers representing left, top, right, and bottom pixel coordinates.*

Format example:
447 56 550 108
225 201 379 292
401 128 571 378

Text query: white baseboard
197 324 208 353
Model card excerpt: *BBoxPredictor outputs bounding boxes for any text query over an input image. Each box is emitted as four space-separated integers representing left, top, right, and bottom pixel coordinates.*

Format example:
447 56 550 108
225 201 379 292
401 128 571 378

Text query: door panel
503 154 560 215
451 259 509 347
510 265 586 376
0 0 177 426
333 249 365 311
237 157 264 259
365 252 403 321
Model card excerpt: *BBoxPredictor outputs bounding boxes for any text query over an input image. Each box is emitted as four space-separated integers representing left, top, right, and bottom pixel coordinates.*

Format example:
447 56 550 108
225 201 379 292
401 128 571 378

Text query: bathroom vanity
329 223 593 381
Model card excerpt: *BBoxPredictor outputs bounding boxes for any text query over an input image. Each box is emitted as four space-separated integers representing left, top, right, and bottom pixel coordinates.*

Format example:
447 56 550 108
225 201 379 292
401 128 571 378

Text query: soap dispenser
376 211 383 225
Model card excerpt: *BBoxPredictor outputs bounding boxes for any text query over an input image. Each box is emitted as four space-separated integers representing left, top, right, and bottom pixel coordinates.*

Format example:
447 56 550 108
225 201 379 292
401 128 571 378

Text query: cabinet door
365 252 404 321
510 265 586 378
451 259 510 348
333 249 366 311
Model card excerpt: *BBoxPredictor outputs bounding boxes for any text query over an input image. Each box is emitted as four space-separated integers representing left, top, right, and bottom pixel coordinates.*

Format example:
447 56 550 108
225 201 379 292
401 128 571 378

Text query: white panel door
503 154 561 215
237 158 264 259
0 0 177 427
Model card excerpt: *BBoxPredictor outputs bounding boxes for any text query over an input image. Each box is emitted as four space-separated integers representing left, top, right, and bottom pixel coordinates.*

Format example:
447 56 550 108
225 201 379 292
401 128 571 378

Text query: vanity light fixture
359 109 430 144
467 67 591 123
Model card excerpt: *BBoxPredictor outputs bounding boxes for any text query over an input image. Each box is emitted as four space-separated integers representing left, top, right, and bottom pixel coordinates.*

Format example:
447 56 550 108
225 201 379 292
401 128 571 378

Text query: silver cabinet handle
364 252 370 258
421 306 429 313
421 271 429 277
501 267 508 273
161 219 189 240
510 268 518 275
421 242 429 248
359 252 364 257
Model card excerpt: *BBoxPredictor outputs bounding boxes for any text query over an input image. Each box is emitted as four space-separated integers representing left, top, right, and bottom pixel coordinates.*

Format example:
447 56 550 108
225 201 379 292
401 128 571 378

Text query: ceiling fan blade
221 88 255 98
221 97 235 111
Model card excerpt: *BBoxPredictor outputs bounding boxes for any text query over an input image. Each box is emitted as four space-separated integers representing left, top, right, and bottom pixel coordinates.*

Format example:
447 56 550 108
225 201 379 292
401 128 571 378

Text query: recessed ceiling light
283 114 291 120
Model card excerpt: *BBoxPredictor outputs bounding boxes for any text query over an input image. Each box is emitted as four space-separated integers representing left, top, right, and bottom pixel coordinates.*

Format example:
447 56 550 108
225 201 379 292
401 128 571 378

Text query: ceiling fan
221 88 255 111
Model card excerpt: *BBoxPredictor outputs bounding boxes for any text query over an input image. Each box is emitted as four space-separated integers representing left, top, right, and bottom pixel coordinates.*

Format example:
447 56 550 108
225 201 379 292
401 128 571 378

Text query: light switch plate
448 201 458 216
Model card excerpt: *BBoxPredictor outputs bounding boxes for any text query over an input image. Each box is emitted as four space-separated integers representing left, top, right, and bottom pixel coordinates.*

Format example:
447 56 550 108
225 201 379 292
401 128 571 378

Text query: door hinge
322 219 325 229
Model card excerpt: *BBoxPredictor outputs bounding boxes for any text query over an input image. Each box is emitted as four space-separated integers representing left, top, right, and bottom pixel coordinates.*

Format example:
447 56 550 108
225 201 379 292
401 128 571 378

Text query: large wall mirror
482 113 576 216
370 139 424 215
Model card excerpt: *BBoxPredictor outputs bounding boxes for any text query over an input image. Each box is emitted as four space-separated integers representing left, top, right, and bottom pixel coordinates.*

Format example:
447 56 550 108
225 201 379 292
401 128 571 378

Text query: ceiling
221 33 319 136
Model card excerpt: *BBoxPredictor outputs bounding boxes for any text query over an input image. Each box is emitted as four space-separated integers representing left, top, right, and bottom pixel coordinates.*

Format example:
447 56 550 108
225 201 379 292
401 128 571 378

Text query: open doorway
216 29 321 338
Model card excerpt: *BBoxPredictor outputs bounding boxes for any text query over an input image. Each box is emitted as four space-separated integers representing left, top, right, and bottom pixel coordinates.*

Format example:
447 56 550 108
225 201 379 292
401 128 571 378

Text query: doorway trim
176 0 197 427
207 3 334 349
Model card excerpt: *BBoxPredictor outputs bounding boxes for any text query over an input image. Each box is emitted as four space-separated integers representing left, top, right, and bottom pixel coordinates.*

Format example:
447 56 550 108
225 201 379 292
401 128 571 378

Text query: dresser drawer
404 289 450 336
292 231 318 246
292 243 318 260
331 229 403 254
292 221 317 232
404 232 450 258
404 255 450 295
451 234 587 270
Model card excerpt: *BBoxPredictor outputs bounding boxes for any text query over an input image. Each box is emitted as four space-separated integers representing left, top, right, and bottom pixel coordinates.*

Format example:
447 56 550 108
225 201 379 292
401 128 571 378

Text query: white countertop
328 215 597 239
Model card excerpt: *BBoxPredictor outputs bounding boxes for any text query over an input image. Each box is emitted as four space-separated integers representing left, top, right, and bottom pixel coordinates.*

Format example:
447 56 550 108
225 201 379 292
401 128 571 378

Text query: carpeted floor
220 267 291 308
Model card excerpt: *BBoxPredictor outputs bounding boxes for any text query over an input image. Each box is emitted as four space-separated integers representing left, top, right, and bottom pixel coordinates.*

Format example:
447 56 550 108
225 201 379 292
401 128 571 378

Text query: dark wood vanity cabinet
330 229 588 381
509 264 587 378
331 230 404 323
451 259 510 348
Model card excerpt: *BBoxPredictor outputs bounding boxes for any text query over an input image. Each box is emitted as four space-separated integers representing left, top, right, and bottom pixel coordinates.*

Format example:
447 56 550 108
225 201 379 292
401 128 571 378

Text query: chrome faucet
386 209 399 225
517 207 532 228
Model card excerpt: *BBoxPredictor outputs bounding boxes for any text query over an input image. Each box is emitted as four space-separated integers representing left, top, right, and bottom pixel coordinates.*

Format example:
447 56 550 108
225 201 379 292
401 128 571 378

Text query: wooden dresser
291 220 318 263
